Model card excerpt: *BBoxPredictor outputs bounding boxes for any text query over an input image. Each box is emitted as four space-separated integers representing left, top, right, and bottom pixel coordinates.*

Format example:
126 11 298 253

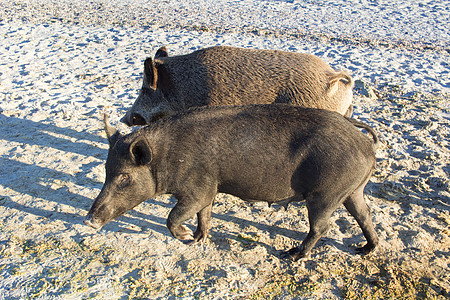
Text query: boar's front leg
167 201 197 241
190 203 213 245
166 193 215 243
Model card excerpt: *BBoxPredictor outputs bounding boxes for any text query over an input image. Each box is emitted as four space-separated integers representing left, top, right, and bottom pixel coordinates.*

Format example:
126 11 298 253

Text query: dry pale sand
0 0 449 299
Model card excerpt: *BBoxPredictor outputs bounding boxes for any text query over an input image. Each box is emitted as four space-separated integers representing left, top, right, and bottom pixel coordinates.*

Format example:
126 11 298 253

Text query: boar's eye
118 174 131 188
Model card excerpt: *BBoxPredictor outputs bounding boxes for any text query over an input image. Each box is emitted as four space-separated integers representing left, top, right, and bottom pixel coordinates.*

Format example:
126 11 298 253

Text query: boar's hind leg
343 180 379 255
283 194 339 261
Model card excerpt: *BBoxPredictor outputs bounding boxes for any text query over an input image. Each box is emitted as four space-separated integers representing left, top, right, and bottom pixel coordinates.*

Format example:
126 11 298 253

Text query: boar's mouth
149 111 170 123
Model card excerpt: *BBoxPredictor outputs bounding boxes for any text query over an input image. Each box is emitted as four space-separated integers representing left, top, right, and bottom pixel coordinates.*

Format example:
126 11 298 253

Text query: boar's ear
129 137 152 166
155 46 168 59
104 114 122 146
144 57 158 90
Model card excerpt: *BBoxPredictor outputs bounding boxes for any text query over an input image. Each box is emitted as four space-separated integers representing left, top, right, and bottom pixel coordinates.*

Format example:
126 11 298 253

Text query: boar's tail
346 118 380 150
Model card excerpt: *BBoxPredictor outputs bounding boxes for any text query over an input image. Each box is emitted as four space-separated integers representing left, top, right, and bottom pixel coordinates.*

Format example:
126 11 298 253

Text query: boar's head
123 47 175 126
84 115 156 229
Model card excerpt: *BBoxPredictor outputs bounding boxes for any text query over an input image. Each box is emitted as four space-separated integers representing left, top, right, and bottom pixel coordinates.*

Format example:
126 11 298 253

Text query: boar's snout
84 214 103 229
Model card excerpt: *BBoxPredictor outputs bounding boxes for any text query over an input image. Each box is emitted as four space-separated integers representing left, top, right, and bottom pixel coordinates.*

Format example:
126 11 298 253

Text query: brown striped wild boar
122 46 354 126
86 104 379 260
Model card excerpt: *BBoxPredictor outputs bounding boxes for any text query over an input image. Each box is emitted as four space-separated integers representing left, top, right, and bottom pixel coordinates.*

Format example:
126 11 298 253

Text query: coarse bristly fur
86 104 379 261
123 46 354 126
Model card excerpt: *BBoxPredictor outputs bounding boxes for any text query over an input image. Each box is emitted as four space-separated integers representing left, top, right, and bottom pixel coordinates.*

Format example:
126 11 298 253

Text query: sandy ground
0 0 449 299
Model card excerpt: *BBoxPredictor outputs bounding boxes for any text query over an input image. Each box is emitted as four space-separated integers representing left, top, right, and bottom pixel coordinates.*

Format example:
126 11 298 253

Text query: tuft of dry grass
247 251 449 300
340 256 449 299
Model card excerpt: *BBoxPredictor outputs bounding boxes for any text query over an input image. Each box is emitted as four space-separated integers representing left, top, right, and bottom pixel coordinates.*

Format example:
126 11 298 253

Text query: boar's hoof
171 225 194 241
281 247 309 261
130 113 147 126
84 217 102 229
187 230 209 245
355 243 376 256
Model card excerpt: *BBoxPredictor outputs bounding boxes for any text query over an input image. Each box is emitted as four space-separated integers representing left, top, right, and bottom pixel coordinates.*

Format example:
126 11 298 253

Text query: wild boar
86 105 379 260
122 46 354 126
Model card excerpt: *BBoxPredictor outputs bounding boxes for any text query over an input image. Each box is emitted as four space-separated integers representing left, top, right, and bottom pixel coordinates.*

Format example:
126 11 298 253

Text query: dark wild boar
123 46 354 126
86 105 379 260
